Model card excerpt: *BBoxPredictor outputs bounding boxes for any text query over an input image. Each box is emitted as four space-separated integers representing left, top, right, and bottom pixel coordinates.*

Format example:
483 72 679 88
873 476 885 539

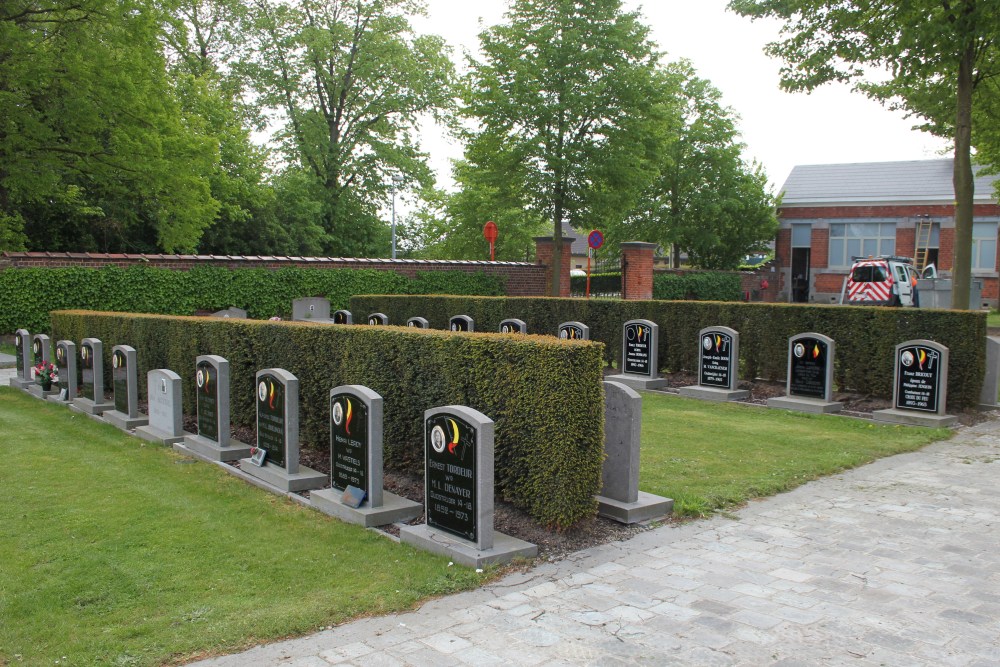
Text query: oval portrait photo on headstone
431 425 447 453
258 380 267 402
332 399 344 426
794 343 805 358
113 352 120 369
703 335 713 351
901 350 915 367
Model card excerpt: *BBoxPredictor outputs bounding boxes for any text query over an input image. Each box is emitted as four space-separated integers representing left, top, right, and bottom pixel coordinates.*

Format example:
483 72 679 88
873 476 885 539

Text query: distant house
775 159 1000 307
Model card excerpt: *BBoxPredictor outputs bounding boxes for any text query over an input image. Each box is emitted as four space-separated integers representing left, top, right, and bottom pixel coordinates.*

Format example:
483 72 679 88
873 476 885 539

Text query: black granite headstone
80 342 95 401
449 315 474 332
558 322 589 340
330 392 369 493
334 310 352 325
789 337 828 399
699 330 735 389
196 360 219 442
112 349 128 413
895 344 943 413
425 412 478 542
256 373 287 468
623 320 655 376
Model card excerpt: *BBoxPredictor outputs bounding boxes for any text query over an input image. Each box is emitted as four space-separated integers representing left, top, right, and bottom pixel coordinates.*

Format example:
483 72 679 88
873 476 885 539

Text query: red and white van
842 256 935 307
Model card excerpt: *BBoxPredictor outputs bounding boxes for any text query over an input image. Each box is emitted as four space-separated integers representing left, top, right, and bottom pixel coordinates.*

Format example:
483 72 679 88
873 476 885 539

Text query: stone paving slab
193 420 1000 666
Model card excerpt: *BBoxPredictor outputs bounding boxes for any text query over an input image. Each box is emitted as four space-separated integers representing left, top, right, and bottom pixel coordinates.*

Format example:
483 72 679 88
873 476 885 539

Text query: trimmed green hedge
653 272 742 301
1 266 505 334
350 295 987 410
50 310 605 529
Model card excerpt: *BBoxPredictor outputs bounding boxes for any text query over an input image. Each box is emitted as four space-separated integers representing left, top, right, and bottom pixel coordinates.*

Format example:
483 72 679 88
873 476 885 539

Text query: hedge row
50 310 606 529
652 272 742 301
1 266 506 334
350 295 987 409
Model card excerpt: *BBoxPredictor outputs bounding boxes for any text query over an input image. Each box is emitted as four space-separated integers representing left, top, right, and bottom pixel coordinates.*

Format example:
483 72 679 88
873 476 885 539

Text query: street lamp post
391 173 404 259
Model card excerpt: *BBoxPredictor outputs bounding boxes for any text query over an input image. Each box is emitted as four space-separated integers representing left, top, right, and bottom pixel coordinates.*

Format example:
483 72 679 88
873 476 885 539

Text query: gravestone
135 369 187 445
606 319 667 390
49 340 78 402
367 312 389 326
558 321 590 340
333 309 353 325
399 405 536 568
292 297 332 322
679 326 750 401
311 385 420 526
768 333 843 414
212 307 247 319
499 318 527 334
449 315 474 332
103 345 148 431
239 368 325 492
595 381 673 524
874 340 957 427
71 338 114 415
10 329 32 389
27 334 57 397
981 336 1000 408
406 317 429 329
179 355 252 461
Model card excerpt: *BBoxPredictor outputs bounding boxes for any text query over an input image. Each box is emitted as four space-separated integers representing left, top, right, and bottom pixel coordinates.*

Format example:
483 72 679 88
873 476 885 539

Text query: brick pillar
534 237 571 297
621 242 656 300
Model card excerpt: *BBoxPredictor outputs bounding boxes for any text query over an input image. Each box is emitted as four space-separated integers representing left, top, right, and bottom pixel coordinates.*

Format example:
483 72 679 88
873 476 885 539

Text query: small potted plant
34 360 58 392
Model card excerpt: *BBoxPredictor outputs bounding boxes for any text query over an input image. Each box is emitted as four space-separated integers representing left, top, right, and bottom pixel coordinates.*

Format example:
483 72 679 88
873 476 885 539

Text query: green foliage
0 388 486 666
50 311 606 529
462 0 670 294
352 295 987 410
570 272 622 295
0 266 505 334
653 272 742 301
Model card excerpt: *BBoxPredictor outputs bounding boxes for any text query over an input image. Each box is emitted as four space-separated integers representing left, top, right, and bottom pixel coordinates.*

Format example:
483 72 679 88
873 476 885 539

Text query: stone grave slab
9 329 32 389
48 340 78 403
596 382 673 523
311 385 420 526
874 340 957 427
135 369 188 445
103 345 148 431
768 333 843 414
499 318 527 334
449 315 474 332
558 321 589 340
606 319 667 390
71 338 114 415
400 405 536 568
239 368 325 492
367 312 389 326
679 326 749 401
333 309 352 325
27 334 58 399
406 317 429 329
178 356 252 461
212 307 247 319
292 297 333 322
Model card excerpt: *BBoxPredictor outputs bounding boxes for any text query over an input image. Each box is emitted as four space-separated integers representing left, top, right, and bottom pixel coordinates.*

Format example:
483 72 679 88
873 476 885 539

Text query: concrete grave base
678 385 750 402
70 397 114 416
27 385 59 400
102 409 149 431
310 488 422 527
239 459 326 493
399 524 537 568
134 424 190 446
767 396 844 414
872 408 957 428
46 390 71 403
180 434 252 462
604 374 668 391
9 377 32 390
596 491 673 525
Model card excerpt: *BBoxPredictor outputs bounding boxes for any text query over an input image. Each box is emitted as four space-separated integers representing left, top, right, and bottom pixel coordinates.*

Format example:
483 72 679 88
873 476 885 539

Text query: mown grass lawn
0 388 485 667
639 392 953 516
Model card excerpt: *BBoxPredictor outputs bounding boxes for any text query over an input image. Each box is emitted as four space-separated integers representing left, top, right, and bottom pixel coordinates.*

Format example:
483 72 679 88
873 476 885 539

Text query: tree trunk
951 39 975 310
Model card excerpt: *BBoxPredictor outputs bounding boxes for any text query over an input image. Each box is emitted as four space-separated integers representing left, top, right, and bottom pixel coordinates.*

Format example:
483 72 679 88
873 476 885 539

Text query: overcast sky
411 0 953 194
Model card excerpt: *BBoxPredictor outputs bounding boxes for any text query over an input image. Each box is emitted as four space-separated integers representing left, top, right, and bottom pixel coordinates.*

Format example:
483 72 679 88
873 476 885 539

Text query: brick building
776 159 1000 307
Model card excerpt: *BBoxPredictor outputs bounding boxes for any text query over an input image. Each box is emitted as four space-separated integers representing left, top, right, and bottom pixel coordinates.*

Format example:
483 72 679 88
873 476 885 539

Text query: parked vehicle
841 256 937 307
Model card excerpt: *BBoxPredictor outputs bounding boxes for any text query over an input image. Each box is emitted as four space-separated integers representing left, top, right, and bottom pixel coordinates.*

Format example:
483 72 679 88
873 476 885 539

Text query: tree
0 0 219 253
463 0 669 294
617 62 777 269
243 0 456 256
728 0 1000 309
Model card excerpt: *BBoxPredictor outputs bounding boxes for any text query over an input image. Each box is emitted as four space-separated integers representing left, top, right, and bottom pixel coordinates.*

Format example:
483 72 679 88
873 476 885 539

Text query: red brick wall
621 242 655 300
775 228 791 268
0 252 548 296
939 228 954 270
810 227 829 269
533 238 571 297
896 228 915 258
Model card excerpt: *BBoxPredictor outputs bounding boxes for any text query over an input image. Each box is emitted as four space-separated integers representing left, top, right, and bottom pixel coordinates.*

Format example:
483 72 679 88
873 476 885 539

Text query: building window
972 222 998 271
828 223 896 268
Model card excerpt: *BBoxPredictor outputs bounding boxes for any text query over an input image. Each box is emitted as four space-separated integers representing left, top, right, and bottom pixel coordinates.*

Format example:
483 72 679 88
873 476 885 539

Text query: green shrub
570 272 621 295
653 271 742 301
50 310 605 529
0 266 506 334
350 295 987 410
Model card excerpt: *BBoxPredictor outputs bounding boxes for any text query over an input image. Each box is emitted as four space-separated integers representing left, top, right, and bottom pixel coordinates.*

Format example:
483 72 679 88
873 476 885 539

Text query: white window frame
828 222 897 269
972 221 998 272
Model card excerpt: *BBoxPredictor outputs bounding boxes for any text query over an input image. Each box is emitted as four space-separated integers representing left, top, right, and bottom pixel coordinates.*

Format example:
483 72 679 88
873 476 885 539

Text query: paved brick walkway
192 418 1000 667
